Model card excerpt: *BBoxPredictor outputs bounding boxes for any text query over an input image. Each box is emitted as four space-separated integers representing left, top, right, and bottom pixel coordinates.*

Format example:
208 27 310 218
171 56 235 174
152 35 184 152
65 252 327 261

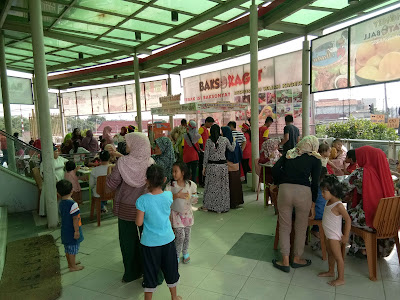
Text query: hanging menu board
0 76 33 105
108 85 126 113
91 88 108 114
62 92 77 116
350 9 400 86
76 90 92 115
311 29 349 92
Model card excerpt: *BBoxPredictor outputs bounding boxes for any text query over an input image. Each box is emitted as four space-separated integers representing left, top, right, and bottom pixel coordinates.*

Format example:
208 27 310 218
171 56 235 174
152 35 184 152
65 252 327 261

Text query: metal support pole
29 0 58 228
58 90 66 138
32 75 40 137
134 54 142 132
0 31 16 172
302 36 310 137
250 1 259 191
167 74 173 129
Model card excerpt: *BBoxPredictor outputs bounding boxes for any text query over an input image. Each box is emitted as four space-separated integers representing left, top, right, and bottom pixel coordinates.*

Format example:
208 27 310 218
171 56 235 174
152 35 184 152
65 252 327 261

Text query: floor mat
227 232 281 262
0 235 61 300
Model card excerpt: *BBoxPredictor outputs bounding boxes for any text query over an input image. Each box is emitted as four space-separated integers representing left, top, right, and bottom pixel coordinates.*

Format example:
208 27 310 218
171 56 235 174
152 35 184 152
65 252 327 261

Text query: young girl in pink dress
165 162 198 264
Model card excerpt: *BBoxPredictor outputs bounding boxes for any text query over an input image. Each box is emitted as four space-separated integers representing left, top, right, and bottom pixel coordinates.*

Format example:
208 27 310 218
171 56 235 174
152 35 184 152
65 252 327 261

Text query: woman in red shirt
241 123 252 182
183 120 202 183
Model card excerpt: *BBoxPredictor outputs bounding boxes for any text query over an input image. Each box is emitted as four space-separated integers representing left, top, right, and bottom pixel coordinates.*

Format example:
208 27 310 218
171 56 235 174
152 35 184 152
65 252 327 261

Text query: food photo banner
311 29 349 92
311 7 400 92
62 79 167 116
183 51 303 135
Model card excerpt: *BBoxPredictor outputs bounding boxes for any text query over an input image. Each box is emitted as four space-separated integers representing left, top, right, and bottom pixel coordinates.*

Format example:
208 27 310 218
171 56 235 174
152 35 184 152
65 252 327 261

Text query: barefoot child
318 175 351 286
166 162 198 264
136 165 181 300
57 179 84 272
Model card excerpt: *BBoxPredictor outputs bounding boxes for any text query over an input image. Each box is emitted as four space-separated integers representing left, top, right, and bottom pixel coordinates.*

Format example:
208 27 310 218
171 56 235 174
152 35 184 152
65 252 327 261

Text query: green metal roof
0 0 398 89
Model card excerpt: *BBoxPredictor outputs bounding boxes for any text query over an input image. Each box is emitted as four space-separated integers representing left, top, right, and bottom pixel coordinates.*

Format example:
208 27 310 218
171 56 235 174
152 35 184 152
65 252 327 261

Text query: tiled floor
9 186 400 299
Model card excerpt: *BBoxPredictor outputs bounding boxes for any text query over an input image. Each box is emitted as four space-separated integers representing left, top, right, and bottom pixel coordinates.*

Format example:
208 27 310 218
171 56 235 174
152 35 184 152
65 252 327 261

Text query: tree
65 115 106 135
0 116 30 134
316 117 399 141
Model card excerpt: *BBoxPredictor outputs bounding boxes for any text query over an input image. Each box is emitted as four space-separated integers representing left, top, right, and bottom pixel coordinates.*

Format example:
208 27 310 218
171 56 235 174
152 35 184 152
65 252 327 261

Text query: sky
1 2 400 120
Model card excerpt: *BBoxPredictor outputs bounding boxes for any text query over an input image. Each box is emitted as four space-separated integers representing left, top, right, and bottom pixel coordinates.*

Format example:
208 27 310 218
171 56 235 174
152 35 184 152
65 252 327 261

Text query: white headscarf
286 135 322 160
117 133 154 187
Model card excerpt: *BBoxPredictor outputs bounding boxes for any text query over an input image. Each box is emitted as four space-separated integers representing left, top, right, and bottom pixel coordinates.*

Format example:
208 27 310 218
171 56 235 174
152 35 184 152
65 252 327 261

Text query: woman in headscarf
241 123 252 182
39 147 69 216
71 128 83 145
221 126 244 209
152 136 176 183
61 133 73 154
81 130 100 152
271 135 322 272
114 126 128 144
344 146 395 257
259 138 281 213
102 126 113 146
107 133 154 283
182 120 202 182
201 124 236 213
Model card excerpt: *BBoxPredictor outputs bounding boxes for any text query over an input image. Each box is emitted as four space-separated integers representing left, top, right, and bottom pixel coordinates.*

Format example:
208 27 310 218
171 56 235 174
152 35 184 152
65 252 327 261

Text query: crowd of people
31 114 399 299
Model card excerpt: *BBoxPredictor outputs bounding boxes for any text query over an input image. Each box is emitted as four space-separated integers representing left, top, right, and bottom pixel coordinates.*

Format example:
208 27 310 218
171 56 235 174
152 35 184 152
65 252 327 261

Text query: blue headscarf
221 126 242 164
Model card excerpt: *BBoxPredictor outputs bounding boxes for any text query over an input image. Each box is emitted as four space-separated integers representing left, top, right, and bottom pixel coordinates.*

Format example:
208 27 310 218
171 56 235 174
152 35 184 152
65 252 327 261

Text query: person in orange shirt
259 117 274 150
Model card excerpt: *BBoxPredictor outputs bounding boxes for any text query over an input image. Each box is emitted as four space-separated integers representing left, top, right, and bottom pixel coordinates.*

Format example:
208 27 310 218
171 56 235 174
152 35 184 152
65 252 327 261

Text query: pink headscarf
117 132 154 187
260 139 281 163
103 126 113 145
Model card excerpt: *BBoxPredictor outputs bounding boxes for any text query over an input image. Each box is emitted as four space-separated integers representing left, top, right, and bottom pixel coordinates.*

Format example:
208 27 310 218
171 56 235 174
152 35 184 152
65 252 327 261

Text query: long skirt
229 170 244 209
118 218 143 282
348 201 395 257
203 163 230 213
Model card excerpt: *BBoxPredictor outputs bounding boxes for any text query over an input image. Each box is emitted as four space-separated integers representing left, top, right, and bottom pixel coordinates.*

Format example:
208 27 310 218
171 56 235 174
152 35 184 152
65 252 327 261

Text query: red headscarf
356 146 394 228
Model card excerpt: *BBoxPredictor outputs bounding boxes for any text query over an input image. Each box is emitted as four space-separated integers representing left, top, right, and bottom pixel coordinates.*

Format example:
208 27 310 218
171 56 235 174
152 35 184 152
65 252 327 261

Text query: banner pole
250 0 259 191
302 36 310 137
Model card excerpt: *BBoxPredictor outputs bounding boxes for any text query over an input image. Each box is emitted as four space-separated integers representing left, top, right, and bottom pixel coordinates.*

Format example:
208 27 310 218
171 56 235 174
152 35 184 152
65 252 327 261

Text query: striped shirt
106 162 147 221
232 130 246 146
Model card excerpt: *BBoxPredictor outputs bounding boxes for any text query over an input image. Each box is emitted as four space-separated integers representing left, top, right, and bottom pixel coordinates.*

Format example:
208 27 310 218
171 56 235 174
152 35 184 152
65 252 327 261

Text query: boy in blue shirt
136 165 181 300
57 179 84 272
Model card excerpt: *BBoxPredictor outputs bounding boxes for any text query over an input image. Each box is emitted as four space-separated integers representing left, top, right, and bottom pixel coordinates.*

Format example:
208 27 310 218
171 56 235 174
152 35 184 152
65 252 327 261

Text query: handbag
186 134 200 156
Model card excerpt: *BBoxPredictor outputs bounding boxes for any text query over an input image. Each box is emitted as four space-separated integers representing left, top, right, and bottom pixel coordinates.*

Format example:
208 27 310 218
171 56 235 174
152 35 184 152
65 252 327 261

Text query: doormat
0 235 61 300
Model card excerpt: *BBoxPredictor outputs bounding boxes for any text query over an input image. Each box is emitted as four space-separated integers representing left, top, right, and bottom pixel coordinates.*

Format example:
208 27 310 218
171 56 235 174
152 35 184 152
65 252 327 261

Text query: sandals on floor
198 206 208 212
272 259 290 273
291 259 312 268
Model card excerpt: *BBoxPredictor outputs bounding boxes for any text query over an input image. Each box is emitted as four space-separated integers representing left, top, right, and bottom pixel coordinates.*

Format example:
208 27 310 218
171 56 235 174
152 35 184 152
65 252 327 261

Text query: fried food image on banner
355 37 400 82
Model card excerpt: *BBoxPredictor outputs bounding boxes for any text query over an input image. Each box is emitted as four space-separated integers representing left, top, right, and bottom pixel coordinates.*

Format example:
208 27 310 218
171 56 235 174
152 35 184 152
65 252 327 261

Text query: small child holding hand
165 162 198 264
318 175 351 286
57 179 84 272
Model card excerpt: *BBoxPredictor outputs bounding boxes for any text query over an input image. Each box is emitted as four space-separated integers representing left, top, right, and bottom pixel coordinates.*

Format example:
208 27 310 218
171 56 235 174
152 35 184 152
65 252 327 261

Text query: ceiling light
113 75 118 79
69 82 72 87
182 58 187 65
171 11 178 22
135 32 141 41
78 52 83 60
222 45 228 52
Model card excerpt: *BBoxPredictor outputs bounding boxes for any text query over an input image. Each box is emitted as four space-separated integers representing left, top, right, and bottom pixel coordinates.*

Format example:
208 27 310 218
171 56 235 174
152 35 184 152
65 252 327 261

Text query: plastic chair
90 175 115 226
350 196 400 281
31 167 42 213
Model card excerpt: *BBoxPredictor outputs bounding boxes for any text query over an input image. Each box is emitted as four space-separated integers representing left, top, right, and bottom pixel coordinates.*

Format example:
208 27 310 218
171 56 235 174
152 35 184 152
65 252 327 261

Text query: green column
0 31 16 172
134 54 142 132
167 74 173 129
302 36 310 137
250 0 259 191
29 0 58 228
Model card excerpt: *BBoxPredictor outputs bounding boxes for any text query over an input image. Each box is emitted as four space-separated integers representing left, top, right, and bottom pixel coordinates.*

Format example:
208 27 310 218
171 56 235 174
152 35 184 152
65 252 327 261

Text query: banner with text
183 51 303 134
